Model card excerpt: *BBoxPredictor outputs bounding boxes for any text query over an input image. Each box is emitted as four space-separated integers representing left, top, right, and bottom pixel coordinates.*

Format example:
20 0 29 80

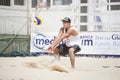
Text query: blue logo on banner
80 35 93 46
112 34 120 40
33 34 54 49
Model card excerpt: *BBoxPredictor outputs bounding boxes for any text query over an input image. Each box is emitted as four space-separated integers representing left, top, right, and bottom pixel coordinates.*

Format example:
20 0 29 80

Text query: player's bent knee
69 48 74 54
54 48 59 52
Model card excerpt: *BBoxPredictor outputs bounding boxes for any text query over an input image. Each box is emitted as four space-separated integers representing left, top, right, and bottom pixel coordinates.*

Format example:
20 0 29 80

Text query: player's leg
50 47 60 64
50 44 66 64
69 45 81 68
52 43 67 60
53 48 60 60
69 47 75 68
51 44 65 62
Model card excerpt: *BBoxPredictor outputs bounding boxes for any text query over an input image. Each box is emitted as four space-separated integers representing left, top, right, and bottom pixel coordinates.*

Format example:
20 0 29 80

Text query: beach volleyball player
47 17 81 69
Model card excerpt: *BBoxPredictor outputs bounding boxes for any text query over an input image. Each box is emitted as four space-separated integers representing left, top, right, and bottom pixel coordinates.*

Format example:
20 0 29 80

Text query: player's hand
47 45 53 53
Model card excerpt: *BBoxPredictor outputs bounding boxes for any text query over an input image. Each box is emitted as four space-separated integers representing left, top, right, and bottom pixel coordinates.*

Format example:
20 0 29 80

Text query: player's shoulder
70 26 76 30
59 27 65 32
69 27 76 32
60 27 64 30
68 27 79 35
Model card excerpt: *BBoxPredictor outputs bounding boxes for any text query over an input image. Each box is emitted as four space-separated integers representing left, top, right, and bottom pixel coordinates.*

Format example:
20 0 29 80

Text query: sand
0 55 120 80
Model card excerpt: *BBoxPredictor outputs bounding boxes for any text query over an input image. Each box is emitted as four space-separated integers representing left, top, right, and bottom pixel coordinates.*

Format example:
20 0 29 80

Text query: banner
30 32 120 55
79 32 120 55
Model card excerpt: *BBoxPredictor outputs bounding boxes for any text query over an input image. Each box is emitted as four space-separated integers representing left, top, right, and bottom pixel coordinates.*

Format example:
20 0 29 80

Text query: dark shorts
57 44 81 56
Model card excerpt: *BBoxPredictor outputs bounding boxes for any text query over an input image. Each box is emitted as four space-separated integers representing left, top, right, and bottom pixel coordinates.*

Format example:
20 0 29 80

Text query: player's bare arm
52 29 77 49
52 29 63 45
47 29 63 52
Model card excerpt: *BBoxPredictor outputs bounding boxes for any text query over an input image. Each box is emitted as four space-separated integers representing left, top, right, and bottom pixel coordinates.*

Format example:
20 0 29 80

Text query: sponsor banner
79 32 120 55
30 32 64 53
30 33 54 53
30 32 120 55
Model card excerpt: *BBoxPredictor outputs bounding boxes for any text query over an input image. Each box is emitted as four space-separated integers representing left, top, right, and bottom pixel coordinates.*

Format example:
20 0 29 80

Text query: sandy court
0 55 120 80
